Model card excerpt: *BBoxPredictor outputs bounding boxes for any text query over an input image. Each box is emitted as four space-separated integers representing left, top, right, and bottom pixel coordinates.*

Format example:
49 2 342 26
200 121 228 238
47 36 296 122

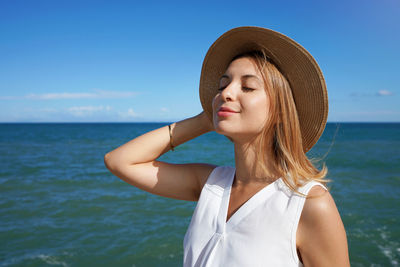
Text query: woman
104 26 350 266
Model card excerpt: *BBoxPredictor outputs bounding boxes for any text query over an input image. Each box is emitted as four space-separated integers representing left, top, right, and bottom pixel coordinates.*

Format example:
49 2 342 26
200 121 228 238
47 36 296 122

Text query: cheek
247 94 269 114
211 95 220 123
212 95 221 114
243 95 270 126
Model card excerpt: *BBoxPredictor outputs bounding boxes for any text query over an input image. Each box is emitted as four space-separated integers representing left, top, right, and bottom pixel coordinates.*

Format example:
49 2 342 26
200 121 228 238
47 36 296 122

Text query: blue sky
0 0 399 122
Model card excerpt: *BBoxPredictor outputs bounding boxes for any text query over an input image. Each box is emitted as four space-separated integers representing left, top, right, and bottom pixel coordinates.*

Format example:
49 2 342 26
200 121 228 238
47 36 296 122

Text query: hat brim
199 26 328 152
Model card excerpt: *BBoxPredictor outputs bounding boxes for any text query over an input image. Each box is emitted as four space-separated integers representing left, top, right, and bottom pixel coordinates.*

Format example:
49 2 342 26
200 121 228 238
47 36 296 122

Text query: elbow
104 151 141 172
104 152 115 171
104 151 130 172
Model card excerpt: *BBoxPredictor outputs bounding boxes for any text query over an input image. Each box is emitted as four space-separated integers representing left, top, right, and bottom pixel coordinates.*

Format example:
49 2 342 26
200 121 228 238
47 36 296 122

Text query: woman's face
212 56 270 143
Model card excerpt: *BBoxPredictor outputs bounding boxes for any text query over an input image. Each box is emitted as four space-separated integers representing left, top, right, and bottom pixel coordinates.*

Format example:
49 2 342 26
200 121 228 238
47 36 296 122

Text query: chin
214 123 236 139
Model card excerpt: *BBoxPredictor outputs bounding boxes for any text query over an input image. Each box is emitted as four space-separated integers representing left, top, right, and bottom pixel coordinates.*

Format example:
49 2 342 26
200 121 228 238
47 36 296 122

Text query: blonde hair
231 50 329 194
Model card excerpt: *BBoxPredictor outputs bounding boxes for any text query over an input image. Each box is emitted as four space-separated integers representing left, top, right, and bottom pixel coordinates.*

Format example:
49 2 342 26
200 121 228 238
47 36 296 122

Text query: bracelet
168 124 175 151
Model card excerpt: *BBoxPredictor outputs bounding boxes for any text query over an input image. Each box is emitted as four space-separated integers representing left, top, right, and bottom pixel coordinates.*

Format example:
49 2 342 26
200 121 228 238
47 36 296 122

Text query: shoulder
299 185 340 238
297 185 335 242
297 184 350 266
302 185 332 218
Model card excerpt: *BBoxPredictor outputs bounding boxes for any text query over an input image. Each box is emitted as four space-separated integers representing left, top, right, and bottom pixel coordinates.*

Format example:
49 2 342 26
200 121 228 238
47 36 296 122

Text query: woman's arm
297 186 350 266
104 112 216 201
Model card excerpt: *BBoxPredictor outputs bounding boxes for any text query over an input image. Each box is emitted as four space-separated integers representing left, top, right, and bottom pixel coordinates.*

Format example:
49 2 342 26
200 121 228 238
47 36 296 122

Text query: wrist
195 112 214 133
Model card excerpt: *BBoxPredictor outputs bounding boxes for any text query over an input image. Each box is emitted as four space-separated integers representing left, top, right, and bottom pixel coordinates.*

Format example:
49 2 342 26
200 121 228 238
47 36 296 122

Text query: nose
219 82 238 102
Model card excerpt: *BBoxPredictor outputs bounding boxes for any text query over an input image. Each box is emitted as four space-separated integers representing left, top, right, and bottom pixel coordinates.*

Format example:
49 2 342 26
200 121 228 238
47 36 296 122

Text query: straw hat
199 26 328 152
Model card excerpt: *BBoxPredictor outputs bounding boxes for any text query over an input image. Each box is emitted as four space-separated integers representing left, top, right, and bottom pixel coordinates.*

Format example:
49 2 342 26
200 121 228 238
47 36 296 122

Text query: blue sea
1 122 399 266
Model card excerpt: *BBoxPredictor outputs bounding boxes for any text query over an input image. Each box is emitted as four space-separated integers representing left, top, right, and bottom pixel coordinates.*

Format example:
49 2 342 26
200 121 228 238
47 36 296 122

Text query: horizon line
1 121 399 124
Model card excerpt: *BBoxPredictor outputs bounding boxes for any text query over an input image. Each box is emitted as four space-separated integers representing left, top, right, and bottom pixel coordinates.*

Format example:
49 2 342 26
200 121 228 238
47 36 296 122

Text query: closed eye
217 86 255 92
242 87 254 92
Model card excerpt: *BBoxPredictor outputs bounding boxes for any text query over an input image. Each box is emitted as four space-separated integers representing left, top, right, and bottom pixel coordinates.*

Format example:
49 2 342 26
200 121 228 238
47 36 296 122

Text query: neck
233 139 280 186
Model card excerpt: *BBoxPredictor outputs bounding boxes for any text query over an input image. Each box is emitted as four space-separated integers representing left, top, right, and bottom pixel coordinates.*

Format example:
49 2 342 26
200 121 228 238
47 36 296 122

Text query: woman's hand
196 111 214 133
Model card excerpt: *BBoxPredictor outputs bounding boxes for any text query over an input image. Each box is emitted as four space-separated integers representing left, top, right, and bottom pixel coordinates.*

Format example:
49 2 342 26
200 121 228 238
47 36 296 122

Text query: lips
217 106 239 117
218 107 238 113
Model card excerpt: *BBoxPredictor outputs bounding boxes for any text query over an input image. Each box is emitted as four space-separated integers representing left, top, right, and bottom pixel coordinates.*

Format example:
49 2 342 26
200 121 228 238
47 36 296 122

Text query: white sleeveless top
183 166 327 267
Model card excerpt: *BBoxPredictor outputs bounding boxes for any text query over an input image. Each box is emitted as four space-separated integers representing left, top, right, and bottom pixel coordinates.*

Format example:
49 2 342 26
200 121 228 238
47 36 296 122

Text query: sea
0 122 399 266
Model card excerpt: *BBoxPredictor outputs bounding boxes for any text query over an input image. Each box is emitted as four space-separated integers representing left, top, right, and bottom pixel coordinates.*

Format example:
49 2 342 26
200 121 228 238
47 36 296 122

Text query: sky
0 0 399 122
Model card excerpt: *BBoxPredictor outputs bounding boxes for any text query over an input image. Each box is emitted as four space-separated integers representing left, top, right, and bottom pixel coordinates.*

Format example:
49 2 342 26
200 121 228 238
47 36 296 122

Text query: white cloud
92 89 138 98
1 89 138 100
26 92 97 100
160 107 169 112
377 90 394 96
67 105 111 117
117 108 140 119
